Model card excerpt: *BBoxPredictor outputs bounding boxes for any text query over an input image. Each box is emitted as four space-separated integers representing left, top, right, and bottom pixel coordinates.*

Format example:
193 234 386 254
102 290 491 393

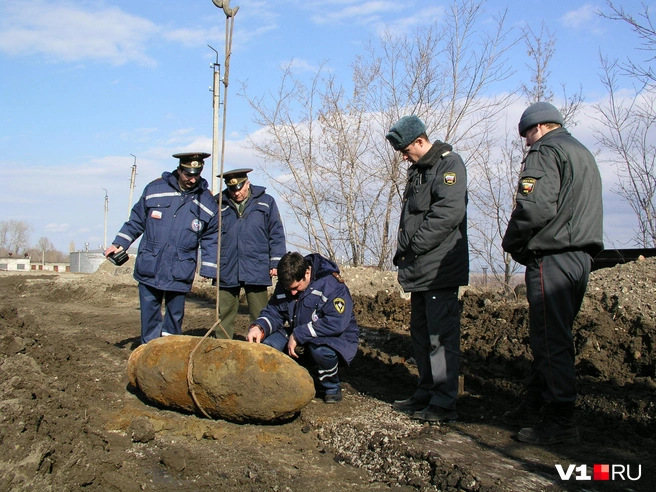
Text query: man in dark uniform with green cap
502 102 604 445
385 115 469 422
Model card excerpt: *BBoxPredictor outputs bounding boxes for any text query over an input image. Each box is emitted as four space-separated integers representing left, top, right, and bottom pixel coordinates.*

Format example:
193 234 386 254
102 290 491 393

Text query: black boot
502 395 542 427
517 402 579 445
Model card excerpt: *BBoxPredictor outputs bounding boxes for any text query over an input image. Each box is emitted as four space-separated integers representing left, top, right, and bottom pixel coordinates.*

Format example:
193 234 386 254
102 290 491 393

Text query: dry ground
0 257 654 491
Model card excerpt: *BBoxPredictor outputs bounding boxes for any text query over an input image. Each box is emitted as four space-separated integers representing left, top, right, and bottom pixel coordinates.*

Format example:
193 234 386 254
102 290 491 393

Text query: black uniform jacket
395 142 469 292
502 128 604 265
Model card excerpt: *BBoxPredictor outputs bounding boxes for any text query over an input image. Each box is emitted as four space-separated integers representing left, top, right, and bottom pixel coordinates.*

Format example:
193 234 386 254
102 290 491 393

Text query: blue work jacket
112 171 218 292
217 184 286 288
254 254 360 364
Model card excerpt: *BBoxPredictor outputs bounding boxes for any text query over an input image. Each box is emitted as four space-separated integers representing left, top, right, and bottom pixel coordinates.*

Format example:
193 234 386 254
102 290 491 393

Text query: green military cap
222 168 253 191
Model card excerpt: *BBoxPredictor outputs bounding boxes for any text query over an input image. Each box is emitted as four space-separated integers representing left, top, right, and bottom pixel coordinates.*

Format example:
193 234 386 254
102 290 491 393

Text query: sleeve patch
444 172 457 185
333 298 346 314
519 177 537 195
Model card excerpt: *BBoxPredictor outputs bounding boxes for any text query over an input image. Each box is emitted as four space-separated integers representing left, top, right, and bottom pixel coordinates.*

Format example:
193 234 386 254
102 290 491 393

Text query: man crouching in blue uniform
247 252 359 403
104 152 218 345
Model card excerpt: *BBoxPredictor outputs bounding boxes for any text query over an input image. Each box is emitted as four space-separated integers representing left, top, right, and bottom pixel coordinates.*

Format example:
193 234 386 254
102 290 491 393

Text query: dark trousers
410 288 461 410
138 283 186 345
525 251 591 403
263 332 341 394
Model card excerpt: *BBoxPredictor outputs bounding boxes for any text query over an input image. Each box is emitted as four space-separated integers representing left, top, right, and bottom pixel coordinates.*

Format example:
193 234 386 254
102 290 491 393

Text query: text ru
556 464 642 481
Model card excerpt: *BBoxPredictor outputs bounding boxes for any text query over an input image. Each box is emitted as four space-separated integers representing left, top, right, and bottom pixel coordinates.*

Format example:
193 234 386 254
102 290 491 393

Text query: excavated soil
0 257 654 491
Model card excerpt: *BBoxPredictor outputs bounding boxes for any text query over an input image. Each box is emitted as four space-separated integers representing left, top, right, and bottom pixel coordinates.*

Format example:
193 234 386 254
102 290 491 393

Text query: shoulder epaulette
332 272 345 283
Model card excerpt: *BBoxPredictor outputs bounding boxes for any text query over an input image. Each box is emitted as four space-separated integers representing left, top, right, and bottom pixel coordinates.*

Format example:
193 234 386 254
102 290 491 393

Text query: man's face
523 124 545 147
399 138 427 163
286 268 311 296
178 169 201 190
228 180 250 203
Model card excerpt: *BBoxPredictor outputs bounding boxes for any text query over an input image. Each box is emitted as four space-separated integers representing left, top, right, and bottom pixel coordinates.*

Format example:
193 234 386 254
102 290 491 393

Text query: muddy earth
0 257 654 491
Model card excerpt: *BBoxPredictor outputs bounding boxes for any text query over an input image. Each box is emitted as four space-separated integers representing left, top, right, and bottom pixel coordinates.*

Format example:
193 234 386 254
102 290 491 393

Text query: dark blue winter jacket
112 171 218 292
254 254 360 364
217 184 286 288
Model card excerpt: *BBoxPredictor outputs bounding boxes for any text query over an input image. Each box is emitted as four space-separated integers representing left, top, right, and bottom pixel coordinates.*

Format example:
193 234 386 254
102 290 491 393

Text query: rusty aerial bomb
127 336 316 423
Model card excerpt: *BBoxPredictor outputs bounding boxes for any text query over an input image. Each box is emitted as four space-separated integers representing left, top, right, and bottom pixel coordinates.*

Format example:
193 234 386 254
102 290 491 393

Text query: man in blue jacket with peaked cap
215 168 286 339
105 152 218 345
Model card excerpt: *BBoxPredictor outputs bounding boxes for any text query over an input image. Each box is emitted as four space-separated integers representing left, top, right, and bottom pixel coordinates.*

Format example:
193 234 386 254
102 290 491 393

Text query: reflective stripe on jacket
254 254 359 364
112 171 218 292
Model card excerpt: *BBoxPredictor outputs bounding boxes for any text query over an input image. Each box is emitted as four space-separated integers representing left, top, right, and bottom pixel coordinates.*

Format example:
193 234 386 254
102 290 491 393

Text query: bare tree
243 63 340 260
243 0 516 267
468 21 585 291
592 56 656 246
0 220 31 255
0 221 8 251
520 23 585 126
599 1 656 86
594 2 656 247
36 237 55 264
520 23 555 103
468 135 524 291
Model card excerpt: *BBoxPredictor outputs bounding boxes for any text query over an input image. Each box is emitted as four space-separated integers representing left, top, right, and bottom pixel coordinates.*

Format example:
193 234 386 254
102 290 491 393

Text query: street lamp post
128 154 137 220
103 188 108 250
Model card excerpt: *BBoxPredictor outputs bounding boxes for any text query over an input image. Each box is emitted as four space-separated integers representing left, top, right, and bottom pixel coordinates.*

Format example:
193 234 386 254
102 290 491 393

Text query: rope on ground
185 319 231 419
189 0 240 420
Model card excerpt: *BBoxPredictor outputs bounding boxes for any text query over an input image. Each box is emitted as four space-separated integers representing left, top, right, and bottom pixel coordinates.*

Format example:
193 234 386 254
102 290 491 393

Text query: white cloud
45 223 71 233
216 1 280 51
0 0 159 66
282 58 321 73
561 3 604 33
119 128 158 143
309 1 395 25
303 0 443 34
381 7 446 35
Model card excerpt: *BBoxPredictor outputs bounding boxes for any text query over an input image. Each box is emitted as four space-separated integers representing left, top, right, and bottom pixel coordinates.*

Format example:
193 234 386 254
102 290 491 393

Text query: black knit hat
385 115 426 151
518 102 564 137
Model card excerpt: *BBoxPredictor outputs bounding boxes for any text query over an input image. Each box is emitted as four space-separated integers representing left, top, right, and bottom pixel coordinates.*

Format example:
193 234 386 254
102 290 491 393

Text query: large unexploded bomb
127 336 316 423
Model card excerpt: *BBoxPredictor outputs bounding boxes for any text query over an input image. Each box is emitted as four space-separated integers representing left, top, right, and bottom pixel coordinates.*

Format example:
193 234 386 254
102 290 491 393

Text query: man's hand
247 324 264 343
287 334 299 359
104 244 121 258
270 268 277 277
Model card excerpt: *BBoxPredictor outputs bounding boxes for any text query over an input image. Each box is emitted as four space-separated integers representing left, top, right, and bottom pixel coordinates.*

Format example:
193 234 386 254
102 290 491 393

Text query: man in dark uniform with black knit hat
105 152 218 345
385 115 469 422
502 102 604 444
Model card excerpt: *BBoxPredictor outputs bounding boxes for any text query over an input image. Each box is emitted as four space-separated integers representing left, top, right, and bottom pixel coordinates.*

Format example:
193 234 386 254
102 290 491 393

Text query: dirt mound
0 257 654 491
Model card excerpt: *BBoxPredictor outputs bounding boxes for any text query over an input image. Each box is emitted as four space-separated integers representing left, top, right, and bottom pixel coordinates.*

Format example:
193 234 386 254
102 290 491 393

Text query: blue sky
0 0 646 255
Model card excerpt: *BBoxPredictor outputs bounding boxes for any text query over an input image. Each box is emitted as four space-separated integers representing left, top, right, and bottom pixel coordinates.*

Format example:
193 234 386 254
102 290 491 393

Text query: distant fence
592 248 656 271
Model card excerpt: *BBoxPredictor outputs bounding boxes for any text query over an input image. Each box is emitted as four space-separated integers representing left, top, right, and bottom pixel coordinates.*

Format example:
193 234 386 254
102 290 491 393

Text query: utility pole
128 154 137 220
208 46 221 194
207 0 240 337
211 0 239 193
103 188 109 250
